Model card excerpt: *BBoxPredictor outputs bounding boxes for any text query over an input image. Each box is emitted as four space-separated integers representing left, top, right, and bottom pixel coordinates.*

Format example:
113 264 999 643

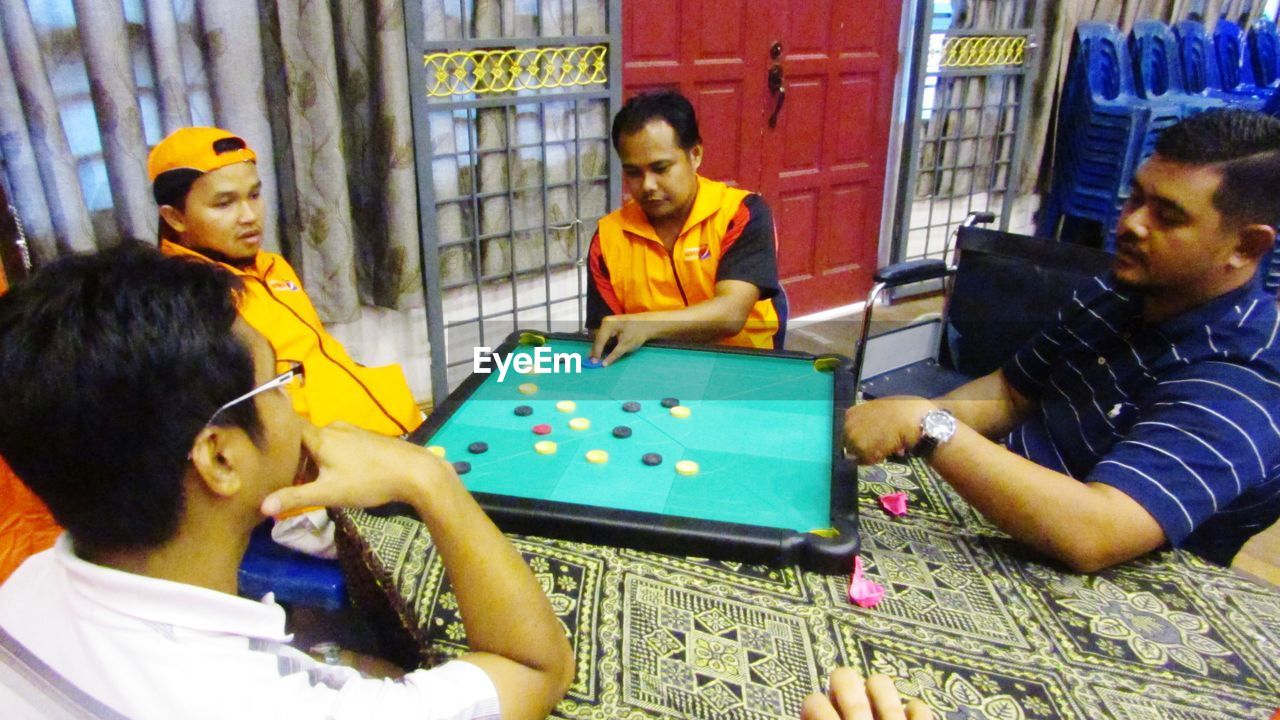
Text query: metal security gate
889 0 1042 264
405 1 622 399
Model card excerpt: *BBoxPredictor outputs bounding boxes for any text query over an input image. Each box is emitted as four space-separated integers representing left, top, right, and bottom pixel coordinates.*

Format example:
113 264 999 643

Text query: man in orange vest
149 127 423 554
149 127 422 437
587 91 783 365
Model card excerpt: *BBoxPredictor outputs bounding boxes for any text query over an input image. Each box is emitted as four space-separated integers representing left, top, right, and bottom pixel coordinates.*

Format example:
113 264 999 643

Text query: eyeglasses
204 360 305 427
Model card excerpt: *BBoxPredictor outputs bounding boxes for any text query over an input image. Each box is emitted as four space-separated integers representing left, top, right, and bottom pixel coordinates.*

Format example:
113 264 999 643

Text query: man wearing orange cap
148 127 422 438
148 127 423 555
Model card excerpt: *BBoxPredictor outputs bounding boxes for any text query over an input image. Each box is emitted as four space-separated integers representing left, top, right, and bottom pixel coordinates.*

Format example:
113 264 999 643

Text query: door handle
768 64 786 128
768 41 785 128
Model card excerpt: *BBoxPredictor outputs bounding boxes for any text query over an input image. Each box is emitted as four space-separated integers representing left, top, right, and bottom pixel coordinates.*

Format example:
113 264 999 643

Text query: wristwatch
913 408 957 458
309 642 343 666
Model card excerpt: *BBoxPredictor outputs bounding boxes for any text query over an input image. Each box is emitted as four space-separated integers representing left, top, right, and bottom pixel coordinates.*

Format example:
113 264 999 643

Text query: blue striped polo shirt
1003 275 1280 565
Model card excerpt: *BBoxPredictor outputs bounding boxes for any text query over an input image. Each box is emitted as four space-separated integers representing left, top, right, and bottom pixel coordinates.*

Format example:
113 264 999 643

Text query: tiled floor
790 294 1280 589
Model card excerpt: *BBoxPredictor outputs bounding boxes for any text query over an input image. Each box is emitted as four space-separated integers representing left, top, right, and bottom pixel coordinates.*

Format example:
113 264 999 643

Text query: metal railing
404 0 622 399
891 0 1043 268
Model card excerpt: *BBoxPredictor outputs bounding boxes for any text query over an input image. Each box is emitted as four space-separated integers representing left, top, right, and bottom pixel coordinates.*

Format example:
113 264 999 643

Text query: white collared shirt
0 535 499 720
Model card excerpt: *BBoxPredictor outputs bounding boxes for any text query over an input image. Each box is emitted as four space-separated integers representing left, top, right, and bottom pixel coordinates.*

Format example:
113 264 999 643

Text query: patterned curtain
0 0 422 321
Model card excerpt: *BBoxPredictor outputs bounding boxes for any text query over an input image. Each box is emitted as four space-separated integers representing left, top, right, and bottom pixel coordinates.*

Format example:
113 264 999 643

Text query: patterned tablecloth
335 458 1280 719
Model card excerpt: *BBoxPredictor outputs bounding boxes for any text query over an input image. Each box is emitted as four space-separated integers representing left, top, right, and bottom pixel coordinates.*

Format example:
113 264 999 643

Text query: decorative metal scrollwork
939 36 1026 68
424 45 608 97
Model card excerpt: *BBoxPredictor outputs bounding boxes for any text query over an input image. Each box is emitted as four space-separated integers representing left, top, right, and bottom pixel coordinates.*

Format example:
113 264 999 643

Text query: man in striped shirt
845 109 1280 572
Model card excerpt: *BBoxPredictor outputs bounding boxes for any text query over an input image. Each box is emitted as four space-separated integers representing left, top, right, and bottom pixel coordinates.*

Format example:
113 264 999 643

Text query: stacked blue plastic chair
1129 20 1226 155
1174 20 1220 92
1266 237 1280 297
1248 19 1280 86
1215 18 1261 90
1173 19 1272 110
1041 18 1280 250
1037 23 1151 247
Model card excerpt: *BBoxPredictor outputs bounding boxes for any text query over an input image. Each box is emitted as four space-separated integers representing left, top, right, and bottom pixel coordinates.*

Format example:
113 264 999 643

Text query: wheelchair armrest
872 258 951 286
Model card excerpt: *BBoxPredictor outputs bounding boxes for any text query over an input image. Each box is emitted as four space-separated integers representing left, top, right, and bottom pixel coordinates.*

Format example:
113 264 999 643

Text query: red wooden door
621 0 770 190
622 1 902 316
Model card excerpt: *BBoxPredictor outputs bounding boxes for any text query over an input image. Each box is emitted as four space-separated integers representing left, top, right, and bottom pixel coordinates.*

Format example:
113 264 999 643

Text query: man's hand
801 669 933 720
843 397 936 465
591 313 660 366
589 279 762 365
261 422 450 518
266 422 575 719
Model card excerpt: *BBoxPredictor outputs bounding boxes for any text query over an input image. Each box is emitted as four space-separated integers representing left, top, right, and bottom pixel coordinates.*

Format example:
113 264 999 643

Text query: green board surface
423 337 836 532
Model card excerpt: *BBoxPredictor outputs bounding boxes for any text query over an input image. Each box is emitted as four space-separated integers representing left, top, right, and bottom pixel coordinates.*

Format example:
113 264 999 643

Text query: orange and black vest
588 176 780 349
161 240 421 436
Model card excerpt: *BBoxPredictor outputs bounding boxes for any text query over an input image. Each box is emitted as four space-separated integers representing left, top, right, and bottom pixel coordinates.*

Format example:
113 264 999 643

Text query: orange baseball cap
146 127 257 183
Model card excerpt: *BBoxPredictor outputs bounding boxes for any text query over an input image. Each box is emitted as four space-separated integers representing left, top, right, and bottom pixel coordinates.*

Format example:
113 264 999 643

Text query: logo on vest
683 245 711 261
268 279 300 292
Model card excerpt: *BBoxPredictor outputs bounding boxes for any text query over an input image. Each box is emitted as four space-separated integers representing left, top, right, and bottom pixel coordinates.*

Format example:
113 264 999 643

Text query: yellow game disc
534 440 558 455
427 445 446 458
568 417 591 431
518 383 538 395
585 449 609 464
556 399 576 413
675 460 699 476
669 405 692 418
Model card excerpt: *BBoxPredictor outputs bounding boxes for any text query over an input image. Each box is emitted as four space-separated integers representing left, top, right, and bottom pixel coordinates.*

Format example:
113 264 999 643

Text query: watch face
923 410 957 440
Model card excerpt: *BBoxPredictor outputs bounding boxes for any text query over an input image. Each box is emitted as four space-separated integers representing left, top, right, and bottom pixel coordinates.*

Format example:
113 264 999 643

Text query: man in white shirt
0 242 573 720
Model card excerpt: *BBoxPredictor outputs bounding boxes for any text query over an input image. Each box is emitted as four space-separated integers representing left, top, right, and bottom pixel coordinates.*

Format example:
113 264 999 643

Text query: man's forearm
261 424 574 717
591 280 761 364
935 370 1032 439
638 296 751 343
927 426 1166 572
407 475 573 713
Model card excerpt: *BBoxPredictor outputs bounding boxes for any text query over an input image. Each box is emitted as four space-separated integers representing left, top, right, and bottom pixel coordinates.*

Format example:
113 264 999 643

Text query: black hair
611 90 702 153
1154 109 1280 228
0 241 260 555
151 135 250 209
152 169 202 210
153 169 202 244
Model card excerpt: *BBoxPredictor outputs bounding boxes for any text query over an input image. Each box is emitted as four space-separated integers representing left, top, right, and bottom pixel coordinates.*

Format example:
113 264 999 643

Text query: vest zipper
251 262 411 435
665 247 689 307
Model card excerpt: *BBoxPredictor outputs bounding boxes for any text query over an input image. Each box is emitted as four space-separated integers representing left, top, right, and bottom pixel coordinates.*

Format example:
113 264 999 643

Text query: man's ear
1230 223 1276 269
188 426 247 498
158 205 187 235
688 143 703 173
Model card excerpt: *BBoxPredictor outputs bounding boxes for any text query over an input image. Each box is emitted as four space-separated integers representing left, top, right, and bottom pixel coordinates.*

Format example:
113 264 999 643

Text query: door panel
696 1 748 57
624 1 682 66
776 75 826 173
784 0 833 53
842 2 889 53
776 190 818 280
760 2 901 314
834 74 876 164
622 0 766 192
825 182 873 271
623 0 901 317
690 83 750 182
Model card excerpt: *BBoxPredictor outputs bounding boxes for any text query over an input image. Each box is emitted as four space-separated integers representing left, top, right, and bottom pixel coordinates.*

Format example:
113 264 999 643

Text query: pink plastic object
847 556 885 608
879 492 908 517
